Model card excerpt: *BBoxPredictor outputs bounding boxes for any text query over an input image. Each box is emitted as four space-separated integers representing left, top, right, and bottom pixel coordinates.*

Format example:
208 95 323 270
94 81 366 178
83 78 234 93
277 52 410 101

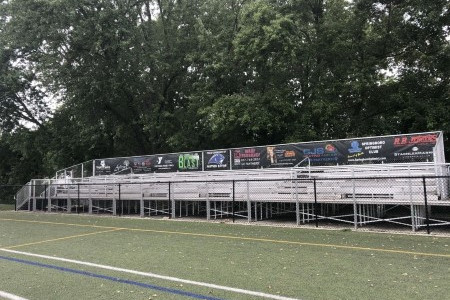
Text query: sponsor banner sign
151 152 203 172
334 132 439 165
95 158 133 176
151 154 178 172
204 150 230 171
131 156 153 174
95 151 203 175
265 145 300 167
390 133 438 162
297 143 344 166
231 147 266 169
177 152 203 172
94 132 440 176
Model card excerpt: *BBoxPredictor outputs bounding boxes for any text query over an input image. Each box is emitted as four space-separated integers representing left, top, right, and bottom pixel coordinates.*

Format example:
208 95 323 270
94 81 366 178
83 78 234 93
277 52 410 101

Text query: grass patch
0 204 14 211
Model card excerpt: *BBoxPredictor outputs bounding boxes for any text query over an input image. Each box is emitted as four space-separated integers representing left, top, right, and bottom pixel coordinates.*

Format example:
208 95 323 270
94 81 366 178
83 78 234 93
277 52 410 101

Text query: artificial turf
0 211 449 300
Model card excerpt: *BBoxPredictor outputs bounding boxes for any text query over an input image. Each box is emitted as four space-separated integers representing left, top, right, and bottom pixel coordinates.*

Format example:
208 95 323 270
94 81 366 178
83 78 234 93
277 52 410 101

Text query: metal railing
10 174 450 233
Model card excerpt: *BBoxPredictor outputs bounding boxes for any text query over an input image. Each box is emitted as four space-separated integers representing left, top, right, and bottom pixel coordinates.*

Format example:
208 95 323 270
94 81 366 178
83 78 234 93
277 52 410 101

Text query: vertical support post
112 183 117 216
77 183 80 214
246 180 251 223
422 177 430 234
140 183 144 217
170 182 175 219
118 183 122 216
28 183 32 211
314 178 318 228
232 180 235 223
47 183 52 212
32 181 37 212
352 170 357 230
295 179 300 226
88 185 92 214
408 167 415 231
206 181 210 220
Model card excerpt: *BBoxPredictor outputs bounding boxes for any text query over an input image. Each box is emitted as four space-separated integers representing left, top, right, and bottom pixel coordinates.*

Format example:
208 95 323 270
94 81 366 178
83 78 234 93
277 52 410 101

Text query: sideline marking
0 255 223 300
4 229 122 249
0 291 28 300
0 249 300 300
0 217 449 258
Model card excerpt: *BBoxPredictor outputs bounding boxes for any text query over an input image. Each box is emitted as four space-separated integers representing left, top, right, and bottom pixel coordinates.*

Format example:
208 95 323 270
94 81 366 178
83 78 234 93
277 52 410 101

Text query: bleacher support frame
15 163 450 233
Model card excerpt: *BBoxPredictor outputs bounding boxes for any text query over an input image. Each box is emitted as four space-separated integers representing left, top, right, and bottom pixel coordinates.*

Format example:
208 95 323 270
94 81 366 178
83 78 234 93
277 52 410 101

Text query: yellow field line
1 217 449 258
4 228 122 249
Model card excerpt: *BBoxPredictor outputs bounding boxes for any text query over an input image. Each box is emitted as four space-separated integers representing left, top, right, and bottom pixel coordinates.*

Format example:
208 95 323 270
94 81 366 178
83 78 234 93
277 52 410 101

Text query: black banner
93 132 440 176
297 142 344 166
204 150 230 171
231 147 266 169
265 145 301 167
95 158 133 176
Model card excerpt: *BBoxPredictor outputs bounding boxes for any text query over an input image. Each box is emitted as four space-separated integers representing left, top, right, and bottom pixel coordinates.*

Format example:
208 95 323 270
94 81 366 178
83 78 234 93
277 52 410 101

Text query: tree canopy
0 0 449 185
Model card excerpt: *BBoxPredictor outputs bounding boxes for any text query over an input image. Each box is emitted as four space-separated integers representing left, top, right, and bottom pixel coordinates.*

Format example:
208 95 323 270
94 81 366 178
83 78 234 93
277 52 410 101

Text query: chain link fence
5 175 450 233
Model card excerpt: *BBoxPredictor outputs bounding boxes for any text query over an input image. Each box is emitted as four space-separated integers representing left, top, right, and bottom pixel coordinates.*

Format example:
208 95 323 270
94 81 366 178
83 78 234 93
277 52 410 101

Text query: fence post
47 183 51 212
422 177 430 234
232 180 235 223
33 181 36 212
77 183 80 214
169 182 175 219
314 178 318 228
118 183 121 216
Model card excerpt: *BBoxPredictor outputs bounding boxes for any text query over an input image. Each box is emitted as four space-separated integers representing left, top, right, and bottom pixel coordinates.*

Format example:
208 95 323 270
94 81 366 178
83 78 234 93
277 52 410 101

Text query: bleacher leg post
206 182 210 220
314 178 318 228
422 177 430 234
112 184 117 216
88 185 92 214
32 183 37 212
140 183 144 218
47 183 51 212
169 182 175 219
77 183 80 214
246 181 251 222
232 180 235 223
118 183 121 216
295 179 300 226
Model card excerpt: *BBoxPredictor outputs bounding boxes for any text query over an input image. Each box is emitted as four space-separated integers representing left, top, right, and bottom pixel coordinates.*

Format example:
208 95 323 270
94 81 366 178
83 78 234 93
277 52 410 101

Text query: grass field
0 211 449 300
0 204 14 211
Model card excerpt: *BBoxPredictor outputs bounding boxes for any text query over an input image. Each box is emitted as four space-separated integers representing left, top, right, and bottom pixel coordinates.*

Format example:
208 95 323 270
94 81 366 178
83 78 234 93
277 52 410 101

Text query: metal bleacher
16 162 450 210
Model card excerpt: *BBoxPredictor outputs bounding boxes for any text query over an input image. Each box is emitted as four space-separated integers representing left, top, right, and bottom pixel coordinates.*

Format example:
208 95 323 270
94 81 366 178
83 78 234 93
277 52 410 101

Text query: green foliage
0 0 448 184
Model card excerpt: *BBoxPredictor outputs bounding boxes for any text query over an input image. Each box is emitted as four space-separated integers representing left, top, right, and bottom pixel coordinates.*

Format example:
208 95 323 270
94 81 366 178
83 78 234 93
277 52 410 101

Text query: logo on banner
114 160 130 173
208 153 225 165
394 134 438 146
179 153 200 170
325 144 337 153
157 157 163 164
348 141 363 153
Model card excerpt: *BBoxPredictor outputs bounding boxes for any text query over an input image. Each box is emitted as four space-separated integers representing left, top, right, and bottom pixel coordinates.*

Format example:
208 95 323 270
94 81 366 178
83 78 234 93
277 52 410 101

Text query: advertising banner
150 154 178 172
204 150 230 171
177 152 203 172
332 132 439 165
297 142 345 166
265 144 301 168
95 158 133 176
390 132 438 162
93 132 440 176
231 147 266 169
131 156 153 174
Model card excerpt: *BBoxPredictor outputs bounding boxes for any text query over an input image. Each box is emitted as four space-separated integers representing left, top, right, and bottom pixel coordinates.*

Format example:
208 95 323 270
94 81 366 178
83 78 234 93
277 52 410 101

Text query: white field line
0 248 300 300
0 291 28 300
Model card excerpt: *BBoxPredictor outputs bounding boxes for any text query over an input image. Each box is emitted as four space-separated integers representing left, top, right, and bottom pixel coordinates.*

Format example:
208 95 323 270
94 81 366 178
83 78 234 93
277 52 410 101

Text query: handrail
293 157 311 178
